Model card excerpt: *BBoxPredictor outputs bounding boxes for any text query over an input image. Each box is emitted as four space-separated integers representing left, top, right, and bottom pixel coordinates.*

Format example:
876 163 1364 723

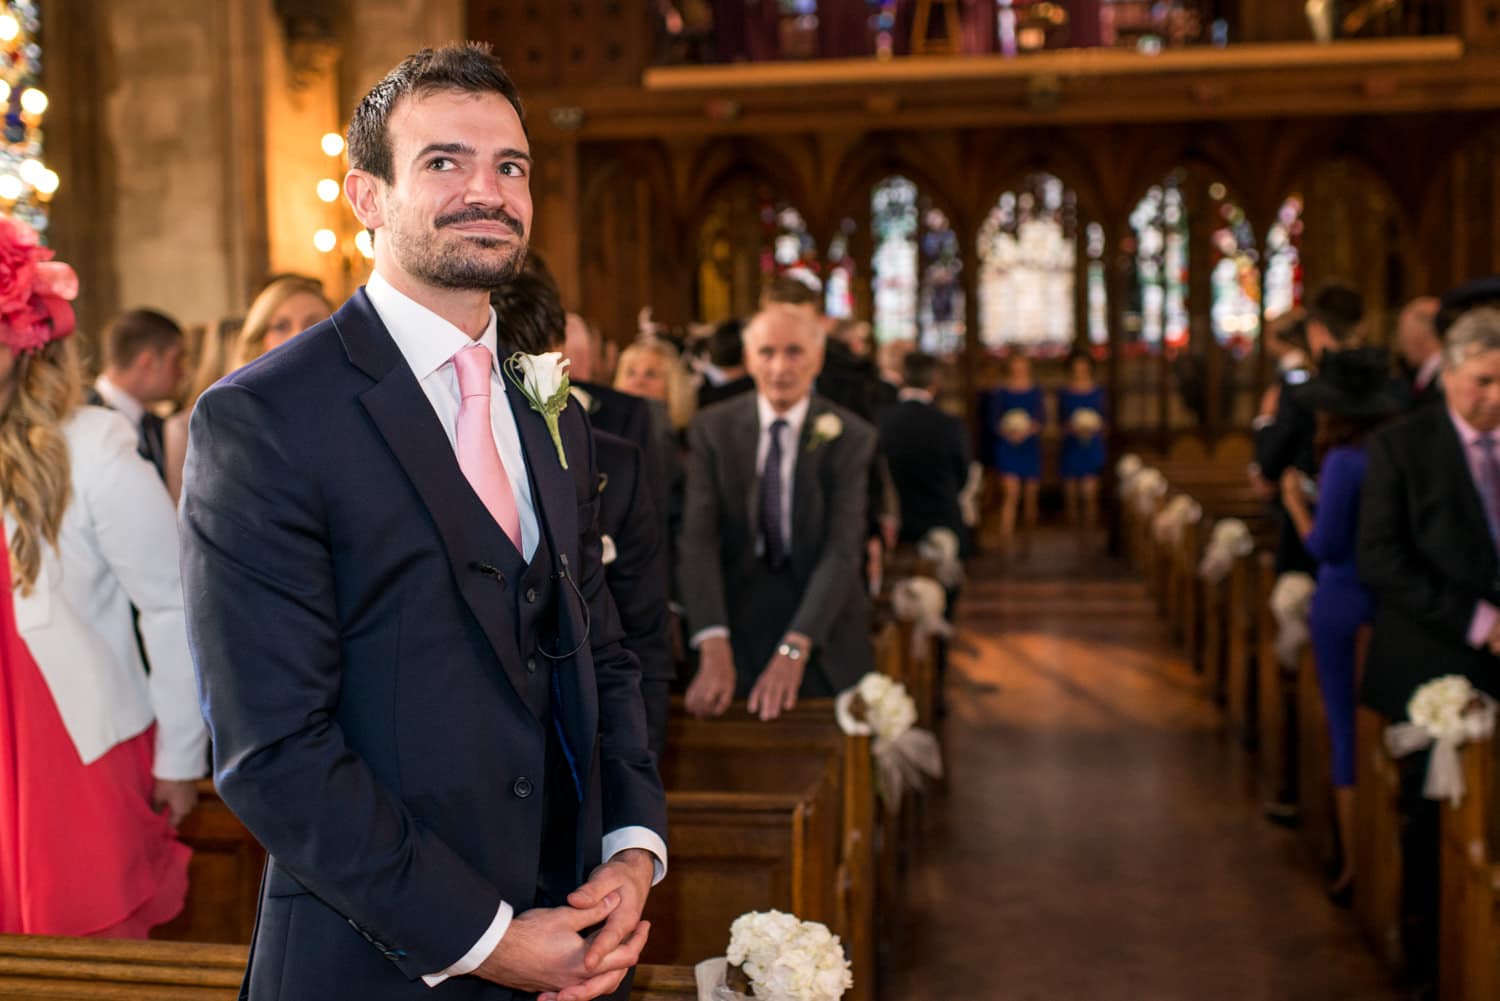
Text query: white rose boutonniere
504 351 571 469
601 534 618 566
808 412 843 452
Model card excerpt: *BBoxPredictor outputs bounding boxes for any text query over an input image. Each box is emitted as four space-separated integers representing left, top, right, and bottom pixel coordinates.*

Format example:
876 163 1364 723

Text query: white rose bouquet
998 407 1034 444
696 911 853 1001
835 670 943 810
1069 406 1103 439
1385 675 1498 807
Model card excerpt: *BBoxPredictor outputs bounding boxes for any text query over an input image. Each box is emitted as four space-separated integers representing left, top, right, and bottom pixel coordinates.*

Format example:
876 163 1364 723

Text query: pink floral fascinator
0 215 76 353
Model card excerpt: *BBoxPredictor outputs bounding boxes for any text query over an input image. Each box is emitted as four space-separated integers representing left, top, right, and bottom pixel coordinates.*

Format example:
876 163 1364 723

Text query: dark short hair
1268 310 1310 354
762 275 821 309
706 320 744 368
103 308 184 370
902 351 940 389
1065 348 1095 374
1307 283 1364 343
347 43 526 184
492 269 565 354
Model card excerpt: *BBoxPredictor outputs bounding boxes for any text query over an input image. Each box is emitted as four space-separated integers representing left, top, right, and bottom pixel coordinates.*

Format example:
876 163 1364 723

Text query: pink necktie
453 343 523 552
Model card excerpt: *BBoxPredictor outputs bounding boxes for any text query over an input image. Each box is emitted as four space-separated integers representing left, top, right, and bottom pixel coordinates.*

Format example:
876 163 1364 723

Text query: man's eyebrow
413 141 475 162
496 147 533 163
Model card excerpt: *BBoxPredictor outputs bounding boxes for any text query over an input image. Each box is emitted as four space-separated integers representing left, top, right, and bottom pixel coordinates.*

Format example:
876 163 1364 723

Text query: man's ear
344 169 385 232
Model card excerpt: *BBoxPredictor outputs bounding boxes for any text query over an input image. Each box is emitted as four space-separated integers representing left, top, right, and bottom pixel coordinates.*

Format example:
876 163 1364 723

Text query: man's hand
475 893 645 999
561 849 655 988
747 633 809 722
685 635 735 718
152 779 199 827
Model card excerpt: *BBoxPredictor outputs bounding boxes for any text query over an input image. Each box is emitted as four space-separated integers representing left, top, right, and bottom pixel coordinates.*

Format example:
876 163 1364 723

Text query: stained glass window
825 218 857 320
1208 184 1261 358
764 201 817 277
1086 222 1108 348
1264 194 1304 321
918 204 964 356
872 176 919 344
1126 173 1189 355
977 173 1076 355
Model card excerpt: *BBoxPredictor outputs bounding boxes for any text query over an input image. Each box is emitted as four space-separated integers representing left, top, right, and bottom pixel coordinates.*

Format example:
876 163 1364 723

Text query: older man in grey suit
679 304 878 722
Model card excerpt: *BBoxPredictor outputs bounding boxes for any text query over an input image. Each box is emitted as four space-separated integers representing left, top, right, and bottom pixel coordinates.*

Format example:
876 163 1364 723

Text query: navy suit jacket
878 398 970 546
594 430 671 686
180 290 666 999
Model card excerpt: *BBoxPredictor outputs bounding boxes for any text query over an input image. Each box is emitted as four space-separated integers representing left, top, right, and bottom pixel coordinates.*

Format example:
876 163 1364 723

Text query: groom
180 45 666 1001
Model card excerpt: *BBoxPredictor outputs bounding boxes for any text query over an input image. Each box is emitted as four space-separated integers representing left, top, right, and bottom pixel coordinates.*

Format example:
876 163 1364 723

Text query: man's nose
464 166 504 205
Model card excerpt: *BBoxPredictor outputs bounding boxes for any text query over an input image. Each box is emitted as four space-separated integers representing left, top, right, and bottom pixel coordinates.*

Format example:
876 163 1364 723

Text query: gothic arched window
871 175 920 345
977 173 1077 355
1208 185 1262 359
1264 194 1305 321
1126 172 1189 356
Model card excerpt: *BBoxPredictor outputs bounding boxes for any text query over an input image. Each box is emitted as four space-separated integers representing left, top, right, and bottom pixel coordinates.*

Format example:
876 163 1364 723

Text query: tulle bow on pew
916 528 964 590
1152 494 1202 547
1197 518 1253 585
890 576 953 659
1268 571 1315 668
958 461 983 528
1123 468 1167 517
1384 675 1498 808
835 673 943 810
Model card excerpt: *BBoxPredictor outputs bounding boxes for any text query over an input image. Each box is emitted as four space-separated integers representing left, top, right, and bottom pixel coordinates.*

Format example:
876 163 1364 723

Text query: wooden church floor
882 529 1401 1001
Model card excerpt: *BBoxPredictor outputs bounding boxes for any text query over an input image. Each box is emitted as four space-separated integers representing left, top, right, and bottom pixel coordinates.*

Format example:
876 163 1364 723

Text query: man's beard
388 206 528 291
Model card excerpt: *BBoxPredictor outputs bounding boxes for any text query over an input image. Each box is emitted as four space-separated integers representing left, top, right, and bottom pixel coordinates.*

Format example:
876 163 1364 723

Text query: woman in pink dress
0 216 206 937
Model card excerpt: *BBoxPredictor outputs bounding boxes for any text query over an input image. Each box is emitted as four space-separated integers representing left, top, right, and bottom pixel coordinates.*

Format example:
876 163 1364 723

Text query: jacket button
526 657 537 674
513 777 533 799
525 586 538 603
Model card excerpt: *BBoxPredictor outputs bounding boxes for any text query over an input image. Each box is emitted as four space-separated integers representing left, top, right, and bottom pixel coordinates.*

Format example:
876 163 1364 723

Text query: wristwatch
776 641 805 662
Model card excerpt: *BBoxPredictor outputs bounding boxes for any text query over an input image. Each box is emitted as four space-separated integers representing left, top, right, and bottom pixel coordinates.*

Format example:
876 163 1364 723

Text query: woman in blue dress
1056 349 1107 540
1279 347 1402 902
990 353 1044 557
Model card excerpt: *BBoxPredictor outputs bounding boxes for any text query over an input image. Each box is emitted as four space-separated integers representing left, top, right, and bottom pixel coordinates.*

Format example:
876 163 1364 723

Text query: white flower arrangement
1268 571 1315 668
504 351 572 468
835 669 943 810
998 407 1033 442
1125 468 1167 516
1385 675 1497 807
808 412 843 451
1069 407 1103 438
916 527 964 589
1116 453 1143 481
696 910 853 1001
1197 518 1253 585
1151 494 1202 547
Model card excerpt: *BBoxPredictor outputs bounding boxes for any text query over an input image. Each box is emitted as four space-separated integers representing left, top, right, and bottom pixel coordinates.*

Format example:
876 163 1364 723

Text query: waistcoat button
513 777 533 799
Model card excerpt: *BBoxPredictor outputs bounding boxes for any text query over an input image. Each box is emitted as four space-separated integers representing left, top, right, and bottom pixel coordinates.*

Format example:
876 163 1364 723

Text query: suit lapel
336 291 538 716
735 394 761 537
1435 410 1499 558
791 398 823 550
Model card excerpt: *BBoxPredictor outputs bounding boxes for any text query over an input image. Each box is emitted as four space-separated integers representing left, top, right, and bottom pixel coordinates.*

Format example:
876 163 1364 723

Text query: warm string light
0 2 54 232
312 129 373 264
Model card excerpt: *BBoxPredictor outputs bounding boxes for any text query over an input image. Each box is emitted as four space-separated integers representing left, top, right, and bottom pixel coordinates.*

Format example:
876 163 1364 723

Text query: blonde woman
0 217 207 936
615 336 698 432
163 276 332 502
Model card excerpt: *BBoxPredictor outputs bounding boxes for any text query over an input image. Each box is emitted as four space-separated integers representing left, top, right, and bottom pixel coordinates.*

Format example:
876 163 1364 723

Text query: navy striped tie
761 419 789 569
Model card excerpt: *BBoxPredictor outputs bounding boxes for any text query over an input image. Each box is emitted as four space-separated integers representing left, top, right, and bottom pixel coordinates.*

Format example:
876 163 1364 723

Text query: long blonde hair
1 336 80 595
232 274 331 370
615 338 698 431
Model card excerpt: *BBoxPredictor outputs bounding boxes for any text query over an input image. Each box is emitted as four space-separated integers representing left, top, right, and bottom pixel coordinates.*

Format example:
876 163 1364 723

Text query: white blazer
9 406 207 779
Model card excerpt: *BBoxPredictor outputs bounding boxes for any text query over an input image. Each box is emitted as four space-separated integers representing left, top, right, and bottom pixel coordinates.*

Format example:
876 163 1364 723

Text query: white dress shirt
363 271 666 986
92 374 146 427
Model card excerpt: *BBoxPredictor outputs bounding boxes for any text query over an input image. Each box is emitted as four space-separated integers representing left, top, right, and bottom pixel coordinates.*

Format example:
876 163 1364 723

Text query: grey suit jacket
679 392 877 692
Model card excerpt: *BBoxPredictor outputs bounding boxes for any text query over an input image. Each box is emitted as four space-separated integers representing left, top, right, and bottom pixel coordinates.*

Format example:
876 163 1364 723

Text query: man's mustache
435 207 525 238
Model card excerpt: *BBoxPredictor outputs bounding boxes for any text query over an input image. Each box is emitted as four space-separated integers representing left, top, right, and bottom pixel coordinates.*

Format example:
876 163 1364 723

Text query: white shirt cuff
603 825 669 885
421 900 514 987
689 625 729 651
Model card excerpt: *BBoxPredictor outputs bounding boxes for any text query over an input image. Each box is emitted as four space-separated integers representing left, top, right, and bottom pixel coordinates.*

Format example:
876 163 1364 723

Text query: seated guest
1056 349 1107 540
1279 348 1402 903
90 308 187 480
680 303 878 721
880 351 969 549
615 337 698 434
698 319 753 410
1394 296 1443 410
1358 307 1500 987
492 271 674 757
0 222 206 936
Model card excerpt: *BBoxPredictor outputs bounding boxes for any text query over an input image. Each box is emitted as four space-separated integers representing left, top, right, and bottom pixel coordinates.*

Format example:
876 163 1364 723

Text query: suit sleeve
565 410 668 843
790 421 877 646
679 414 731 635
606 446 673 684
180 384 502 979
1256 388 1314 479
1357 430 1485 642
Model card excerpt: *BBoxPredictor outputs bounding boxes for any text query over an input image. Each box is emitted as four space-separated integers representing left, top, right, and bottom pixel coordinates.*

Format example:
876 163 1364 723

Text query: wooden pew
1255 552 1293 793
1353 705 1405 970
152 783 263 944
1439 732 1500 1001
0 936 698 999
1296 644 1336 869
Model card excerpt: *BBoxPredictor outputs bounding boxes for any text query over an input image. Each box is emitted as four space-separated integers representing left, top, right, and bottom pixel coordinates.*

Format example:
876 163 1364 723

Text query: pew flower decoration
1070 407 1103 440
1151 494 1202 548
1125 467 1167 517
916 527 964 589
835 670 943 810
999 407 1034 443
696 910 853 1001
505 351 571 469
1385 676 1498 807
958 461 983 528
1268 572 1316 668
808 413 843 451
1197 517 1253 585
1116 453 1143 481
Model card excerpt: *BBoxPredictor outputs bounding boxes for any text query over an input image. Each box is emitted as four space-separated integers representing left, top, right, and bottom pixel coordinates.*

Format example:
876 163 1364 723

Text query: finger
564 890 621 931
590 918 650 974
557 967 628 1001
783 681 797 712
584 902 641 970
746 683 762 716
714 683 734 715
568 870 624 909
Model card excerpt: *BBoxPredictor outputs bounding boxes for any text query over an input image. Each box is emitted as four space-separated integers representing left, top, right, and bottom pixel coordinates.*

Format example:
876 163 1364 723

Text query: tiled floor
883 531 1401 1001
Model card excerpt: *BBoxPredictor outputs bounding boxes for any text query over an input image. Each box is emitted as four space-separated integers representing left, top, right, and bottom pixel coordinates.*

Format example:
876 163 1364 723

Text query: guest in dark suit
492 270 674 762
89 308 186 481
181 45 666 1001
1255 285 1365 576
879 351 969 549
1395 297 1443 411
680 303 878 721
1358 307 1500 989
697 319 754 410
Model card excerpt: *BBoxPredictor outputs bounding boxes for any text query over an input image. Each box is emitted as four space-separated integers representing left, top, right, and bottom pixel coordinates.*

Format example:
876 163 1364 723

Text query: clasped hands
475 848 655 1001
685 632 811 722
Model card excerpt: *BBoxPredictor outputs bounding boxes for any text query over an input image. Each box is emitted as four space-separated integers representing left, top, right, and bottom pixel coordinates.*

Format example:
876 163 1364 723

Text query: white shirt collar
365 269 500 380
1416 352 1443 391
93 375 145 426
898 387 934 404
756 392 812 437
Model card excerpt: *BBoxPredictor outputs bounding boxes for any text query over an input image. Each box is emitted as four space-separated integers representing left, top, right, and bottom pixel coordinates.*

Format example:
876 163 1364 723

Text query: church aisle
884 531 1400 1001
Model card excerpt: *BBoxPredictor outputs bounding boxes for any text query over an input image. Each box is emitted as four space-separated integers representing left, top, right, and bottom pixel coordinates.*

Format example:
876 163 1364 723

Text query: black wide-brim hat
1291 347 1406 418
